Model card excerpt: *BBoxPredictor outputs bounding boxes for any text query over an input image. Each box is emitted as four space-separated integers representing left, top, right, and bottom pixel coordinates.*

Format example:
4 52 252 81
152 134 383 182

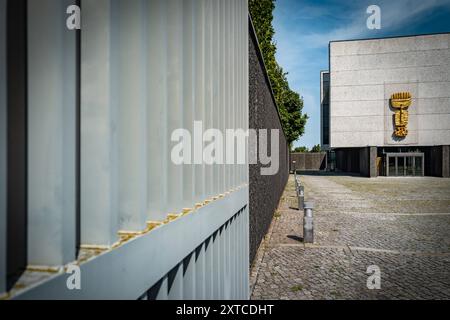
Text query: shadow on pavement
287 235 303 243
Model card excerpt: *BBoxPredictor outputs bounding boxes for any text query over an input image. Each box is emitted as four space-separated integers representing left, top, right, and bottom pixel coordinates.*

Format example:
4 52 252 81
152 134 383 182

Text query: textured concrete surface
251 173 450 300
290 153 327 171
329 33 450 148
248 21 289 264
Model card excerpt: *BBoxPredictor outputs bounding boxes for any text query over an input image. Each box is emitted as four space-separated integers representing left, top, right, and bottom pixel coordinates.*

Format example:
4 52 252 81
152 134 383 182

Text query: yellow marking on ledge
146 221 164 232
116 230 149 245
79 244 111 251
0 292 11 300
118 230 144 236
12 283 26 290
118 234 134 242
195 203 203 209
111 237 128 249
26 266 62 273
182 208 193 216
166 213 182 222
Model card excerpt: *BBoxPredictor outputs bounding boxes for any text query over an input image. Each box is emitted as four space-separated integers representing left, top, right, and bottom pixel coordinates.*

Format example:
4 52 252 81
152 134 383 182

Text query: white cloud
298 0 450 49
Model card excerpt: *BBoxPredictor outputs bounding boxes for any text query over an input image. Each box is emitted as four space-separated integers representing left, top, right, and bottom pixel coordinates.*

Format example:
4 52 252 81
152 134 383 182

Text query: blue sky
273 0 450 149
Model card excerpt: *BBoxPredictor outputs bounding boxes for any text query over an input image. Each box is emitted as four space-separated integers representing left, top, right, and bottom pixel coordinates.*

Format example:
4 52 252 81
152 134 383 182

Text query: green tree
249 0 308 145
293 146 309 153
311 144 321 153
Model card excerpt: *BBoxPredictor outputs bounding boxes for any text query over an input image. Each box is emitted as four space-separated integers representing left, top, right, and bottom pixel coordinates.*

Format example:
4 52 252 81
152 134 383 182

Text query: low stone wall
290 152 327 171
249 19 289 265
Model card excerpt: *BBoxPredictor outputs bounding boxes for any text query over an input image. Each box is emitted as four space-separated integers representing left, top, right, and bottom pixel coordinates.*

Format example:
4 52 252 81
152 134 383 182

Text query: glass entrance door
388 157 396 176
398 157 405 176
386 153 424 177
414 157 423 176
406 157 414 176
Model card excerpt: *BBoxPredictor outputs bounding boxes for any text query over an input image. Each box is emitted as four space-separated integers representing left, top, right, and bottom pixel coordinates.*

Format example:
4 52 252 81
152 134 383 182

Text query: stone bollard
303 202 314 243
297 185 304 210
295 178 301 200
295 177 301 192
292 161 297 178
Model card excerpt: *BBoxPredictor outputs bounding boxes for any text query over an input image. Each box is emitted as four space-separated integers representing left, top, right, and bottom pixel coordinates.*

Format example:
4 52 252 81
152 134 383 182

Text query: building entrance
386 152 424 177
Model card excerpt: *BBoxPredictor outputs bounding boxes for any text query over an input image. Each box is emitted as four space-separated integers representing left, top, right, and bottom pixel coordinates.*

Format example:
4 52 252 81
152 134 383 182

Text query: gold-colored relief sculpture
390 92 411 137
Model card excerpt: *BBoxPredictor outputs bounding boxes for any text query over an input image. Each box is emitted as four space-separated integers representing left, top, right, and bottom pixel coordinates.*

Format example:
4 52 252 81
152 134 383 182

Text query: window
322 103 329 145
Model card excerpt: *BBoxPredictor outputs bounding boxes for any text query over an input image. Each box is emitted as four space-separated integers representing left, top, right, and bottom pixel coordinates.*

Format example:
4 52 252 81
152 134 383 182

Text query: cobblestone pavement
250 173 450 300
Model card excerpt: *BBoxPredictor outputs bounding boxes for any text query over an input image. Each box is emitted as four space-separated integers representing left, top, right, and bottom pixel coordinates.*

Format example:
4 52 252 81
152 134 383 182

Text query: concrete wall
290 153 327 171
359 147 377 177
425 145 450 177
329 33 450 148
249 20 289 265
444 146 450 178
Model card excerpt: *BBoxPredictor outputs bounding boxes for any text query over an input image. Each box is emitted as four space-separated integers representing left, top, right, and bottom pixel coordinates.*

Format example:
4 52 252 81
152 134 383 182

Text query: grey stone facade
324 33 450 177
329 33 450 148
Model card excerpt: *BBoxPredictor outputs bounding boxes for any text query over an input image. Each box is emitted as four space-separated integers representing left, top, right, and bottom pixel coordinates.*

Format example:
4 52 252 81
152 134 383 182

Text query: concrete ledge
11 187 248 300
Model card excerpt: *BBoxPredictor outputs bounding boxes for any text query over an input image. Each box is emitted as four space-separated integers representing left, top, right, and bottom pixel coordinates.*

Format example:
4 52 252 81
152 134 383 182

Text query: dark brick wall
290 153 326 171
425 146 450 177
249 20 289 265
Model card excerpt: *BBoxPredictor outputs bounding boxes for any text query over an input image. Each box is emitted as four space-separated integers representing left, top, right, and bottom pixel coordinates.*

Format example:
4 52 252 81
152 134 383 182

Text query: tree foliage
293 146 309 153
249 0 308 145
310 144 321 153
292 144 321 153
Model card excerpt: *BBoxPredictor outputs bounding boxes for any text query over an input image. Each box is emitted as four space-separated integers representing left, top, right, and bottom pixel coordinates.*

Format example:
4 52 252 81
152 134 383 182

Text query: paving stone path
250 173 450 300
